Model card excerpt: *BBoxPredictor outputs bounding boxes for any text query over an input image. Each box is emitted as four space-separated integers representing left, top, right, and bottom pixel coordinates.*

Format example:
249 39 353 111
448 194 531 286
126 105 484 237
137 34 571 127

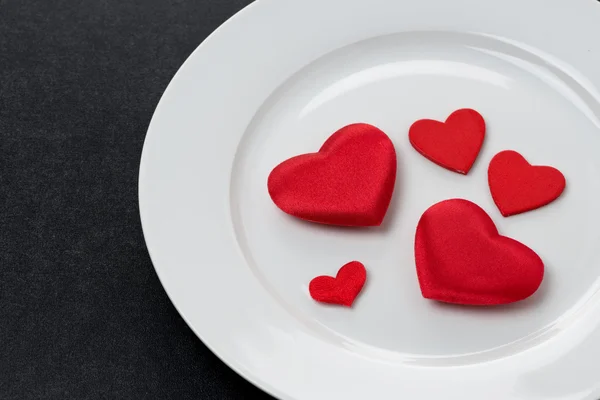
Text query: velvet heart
268 123 397 226
309 261 367 307
488 150 566 217
409 108 485 174
415 199 544 306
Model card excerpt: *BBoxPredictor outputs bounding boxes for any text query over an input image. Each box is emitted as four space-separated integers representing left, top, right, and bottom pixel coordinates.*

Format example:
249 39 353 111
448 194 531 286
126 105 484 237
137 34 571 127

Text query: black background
0 0 273 398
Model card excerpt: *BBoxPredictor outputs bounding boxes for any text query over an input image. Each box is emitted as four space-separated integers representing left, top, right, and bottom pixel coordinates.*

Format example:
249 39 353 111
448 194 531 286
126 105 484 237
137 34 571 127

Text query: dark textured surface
0 0 272 398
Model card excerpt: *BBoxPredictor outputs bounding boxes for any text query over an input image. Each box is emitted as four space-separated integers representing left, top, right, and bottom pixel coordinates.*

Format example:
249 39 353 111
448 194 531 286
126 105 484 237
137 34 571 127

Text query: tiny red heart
268 123 397 226
309 261 367 307
415 199 544 306
488 150 566 217
409 108 485 174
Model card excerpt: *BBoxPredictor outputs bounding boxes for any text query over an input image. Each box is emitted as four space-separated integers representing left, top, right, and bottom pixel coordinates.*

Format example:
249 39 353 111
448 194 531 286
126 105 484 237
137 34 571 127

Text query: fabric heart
488 150 566 217
268 123 396 226
409 108 485 174
415 199 544 305
309 261 367 307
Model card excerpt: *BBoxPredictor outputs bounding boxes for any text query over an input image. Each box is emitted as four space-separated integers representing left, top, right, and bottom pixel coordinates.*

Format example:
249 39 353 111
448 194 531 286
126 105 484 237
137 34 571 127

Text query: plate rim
138 1 288 398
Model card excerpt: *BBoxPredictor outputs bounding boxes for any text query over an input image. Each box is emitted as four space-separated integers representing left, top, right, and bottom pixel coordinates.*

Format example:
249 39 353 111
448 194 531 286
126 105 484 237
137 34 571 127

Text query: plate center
230 32 600 357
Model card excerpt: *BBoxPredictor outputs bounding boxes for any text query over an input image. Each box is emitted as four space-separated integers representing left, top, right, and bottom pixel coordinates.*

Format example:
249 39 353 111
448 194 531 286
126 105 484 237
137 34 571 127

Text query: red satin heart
415 199 544 305
488 150 566 217
309 261 367 307
267 123 396 226
409 108 485 174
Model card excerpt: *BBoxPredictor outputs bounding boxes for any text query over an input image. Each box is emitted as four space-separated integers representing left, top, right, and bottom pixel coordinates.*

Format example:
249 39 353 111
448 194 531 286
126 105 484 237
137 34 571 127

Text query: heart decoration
309 261 367 307
415 198 544 305
268 111 562 310
409 108 485 174
488 150 566 217
268 123 397 226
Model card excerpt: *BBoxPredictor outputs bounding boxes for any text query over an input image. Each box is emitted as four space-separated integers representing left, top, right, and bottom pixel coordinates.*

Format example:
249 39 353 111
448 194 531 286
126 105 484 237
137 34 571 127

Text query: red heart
488 150 566 217
415 199 544 305
409 108 485 174
267 123 396 226
309 261 367 307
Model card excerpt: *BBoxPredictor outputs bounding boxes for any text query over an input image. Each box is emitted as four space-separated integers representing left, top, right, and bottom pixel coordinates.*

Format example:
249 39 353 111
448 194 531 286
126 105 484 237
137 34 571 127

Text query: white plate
138 0 600 398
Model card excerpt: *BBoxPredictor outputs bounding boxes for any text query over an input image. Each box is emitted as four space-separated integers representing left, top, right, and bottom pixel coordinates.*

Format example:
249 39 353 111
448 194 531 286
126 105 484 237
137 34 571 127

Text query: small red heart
488 150 566 217
415 199 544 305
268 123 396 226
409 108 485 174
309 261 367 307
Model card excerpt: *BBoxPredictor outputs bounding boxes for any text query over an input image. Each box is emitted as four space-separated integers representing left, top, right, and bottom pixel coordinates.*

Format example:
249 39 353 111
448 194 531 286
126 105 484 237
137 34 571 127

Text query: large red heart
409 108 485 174
415 199 544 305
309 261 367 307
488 150 566 217
267 123 396 226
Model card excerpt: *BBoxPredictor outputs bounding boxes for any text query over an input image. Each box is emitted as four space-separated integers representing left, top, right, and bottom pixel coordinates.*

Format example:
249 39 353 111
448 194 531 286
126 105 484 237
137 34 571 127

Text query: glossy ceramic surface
139 1 600 398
